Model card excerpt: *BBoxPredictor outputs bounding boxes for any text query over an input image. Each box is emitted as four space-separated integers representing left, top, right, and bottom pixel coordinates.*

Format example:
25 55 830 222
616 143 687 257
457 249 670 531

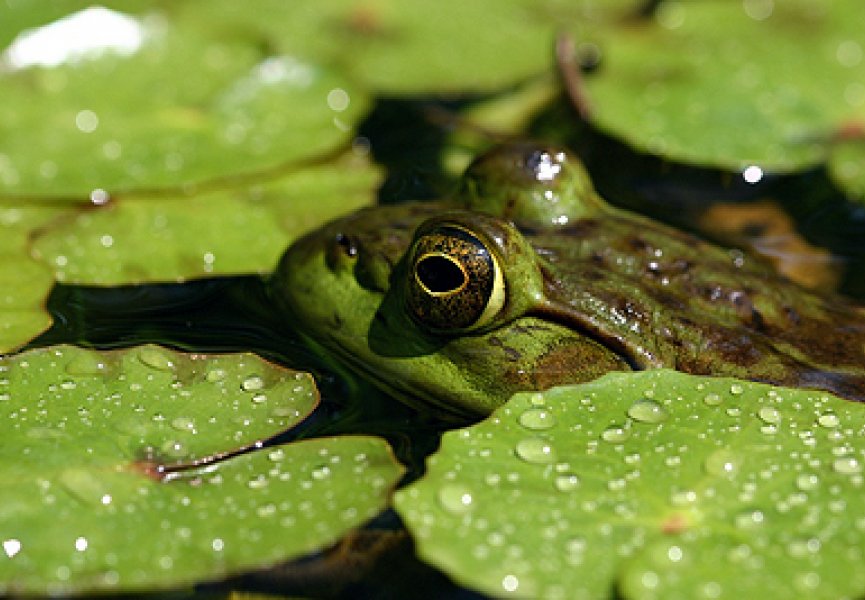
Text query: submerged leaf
0 345 403 595
396 370 865 599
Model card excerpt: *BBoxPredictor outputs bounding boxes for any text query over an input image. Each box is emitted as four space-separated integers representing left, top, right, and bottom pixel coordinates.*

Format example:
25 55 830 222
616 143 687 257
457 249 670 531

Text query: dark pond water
26 95 865 599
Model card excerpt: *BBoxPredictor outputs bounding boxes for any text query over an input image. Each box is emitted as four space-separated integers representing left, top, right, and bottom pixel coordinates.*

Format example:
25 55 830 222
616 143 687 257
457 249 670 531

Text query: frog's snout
324 231 360 272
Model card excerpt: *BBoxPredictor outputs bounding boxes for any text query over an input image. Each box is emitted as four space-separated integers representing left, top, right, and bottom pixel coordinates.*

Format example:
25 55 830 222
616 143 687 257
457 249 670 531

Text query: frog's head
271 144 629 418
459 141 605 229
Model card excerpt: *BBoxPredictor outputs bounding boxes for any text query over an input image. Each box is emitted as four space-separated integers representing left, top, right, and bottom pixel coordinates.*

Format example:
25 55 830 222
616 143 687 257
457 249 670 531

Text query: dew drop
757 406 781 424
833 456 862 474
627 399 668 423
241 375 265 391
729 383 744 395
268 448 286 462
817 413 840 428
518 408 556 430
529 393 546 407
247 476 269 490
703 392 722 406
501 574 519 593
703 448 742 476
251 393 267 404
65 352 106 376
160 439 186 458
3 539 22 558
795 473 819 491
137 347 175 372
438 483 475 514
206 368 226 382
514 438 557 463
734 509 765 530
311 465 331 480
601 423 631 443
554 474 581 492
170 417 195 432
565 536 587 554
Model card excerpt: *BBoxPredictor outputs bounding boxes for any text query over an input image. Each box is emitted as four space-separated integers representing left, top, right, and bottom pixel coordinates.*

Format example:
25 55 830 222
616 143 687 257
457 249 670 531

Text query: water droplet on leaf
514 438 557 463
518 408 556 430
627 399 668 423
137 347 175 372
601 423 631 443
438 483 475 514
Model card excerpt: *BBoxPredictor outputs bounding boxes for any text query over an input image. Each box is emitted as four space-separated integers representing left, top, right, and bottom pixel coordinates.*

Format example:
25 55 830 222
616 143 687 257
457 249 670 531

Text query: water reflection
2 6 148 71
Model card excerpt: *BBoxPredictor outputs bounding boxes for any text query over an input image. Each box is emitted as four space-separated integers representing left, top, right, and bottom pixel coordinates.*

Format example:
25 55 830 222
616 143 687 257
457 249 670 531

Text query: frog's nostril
334 233 358 257
325 232 359 271
416 254 467 295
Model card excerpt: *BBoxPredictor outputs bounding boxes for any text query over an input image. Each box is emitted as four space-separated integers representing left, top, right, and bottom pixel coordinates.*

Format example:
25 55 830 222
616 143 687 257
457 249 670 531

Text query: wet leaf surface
0 3 367 196
178 0 638 94
0 207 71 353
0 345 403 595
30 157 380 284
581 0 865 176
396 370 865 599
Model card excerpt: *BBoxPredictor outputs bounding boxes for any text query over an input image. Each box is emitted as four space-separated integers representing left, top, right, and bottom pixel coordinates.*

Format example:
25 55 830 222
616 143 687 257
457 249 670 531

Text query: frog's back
533 210 865 401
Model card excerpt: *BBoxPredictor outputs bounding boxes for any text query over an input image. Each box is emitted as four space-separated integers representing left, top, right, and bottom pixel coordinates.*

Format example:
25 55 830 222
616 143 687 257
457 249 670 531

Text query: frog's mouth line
530 303 653 371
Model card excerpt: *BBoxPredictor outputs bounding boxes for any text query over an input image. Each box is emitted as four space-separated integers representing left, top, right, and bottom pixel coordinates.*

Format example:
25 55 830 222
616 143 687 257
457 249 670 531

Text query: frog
271 143 865 419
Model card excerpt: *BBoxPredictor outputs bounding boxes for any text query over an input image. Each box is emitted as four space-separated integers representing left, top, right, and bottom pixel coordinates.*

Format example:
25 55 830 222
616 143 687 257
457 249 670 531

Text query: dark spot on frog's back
626 236 649 252
558 218 600 238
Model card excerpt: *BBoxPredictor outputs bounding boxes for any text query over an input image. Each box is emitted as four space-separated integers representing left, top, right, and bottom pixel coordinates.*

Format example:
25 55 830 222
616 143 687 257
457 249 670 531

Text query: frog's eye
406 225 505 331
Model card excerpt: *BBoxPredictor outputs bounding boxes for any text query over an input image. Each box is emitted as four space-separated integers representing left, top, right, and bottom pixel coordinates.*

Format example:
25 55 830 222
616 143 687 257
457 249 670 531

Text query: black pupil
416 255 466 293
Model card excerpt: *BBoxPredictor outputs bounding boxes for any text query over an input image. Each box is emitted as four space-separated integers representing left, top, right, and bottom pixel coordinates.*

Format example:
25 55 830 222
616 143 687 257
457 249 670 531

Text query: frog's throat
313 331 480 421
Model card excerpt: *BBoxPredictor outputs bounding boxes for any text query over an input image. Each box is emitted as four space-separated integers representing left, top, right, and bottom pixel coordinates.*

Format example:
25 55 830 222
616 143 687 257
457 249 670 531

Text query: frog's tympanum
272 143 865 419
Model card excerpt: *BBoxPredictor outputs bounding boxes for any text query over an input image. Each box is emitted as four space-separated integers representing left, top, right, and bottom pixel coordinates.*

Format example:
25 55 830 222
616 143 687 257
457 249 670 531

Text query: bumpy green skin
272 143 865 417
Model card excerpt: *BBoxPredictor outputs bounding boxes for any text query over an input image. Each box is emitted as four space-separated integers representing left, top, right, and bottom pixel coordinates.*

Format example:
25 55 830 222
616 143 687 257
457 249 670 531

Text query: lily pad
29 156 380 284
828 139 865 200
581 0 865 172
396 370 865 599
0 206 71 352
175 0 639 93
0 3 367 196
0 345 404 595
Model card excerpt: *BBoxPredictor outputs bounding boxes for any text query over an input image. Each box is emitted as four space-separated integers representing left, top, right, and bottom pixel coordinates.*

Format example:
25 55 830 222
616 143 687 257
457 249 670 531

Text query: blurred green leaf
30 157 380 284
0 3 367 196
582 0 865 175
173 0 639 93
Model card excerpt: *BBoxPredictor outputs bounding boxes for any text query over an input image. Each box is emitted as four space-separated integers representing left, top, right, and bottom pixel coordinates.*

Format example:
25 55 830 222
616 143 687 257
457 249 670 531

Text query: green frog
272 143 865 419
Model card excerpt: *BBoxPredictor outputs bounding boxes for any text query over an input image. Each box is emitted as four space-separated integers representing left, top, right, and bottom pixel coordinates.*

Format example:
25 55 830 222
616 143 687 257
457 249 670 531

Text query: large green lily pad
396 370 865 599
582 0 865 174
29 157 380 284
0 3 367 196
0 345 403 595
175 0 638 93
